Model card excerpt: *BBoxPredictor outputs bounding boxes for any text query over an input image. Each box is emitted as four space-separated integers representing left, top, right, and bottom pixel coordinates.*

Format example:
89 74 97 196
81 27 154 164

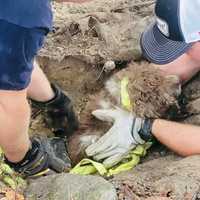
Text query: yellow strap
70 143 152 176
30 168 51 178
70 159 107 176
107 155 140 176
121 77 132 111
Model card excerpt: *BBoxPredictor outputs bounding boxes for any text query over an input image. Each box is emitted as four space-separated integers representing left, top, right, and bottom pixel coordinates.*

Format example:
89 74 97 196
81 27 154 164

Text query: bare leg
0 89 31 162
27 60 54 102
4 60 54 162
28 60 79 137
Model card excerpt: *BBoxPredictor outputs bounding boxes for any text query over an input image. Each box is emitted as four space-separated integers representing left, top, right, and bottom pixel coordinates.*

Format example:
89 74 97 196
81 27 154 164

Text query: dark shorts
0 19 46 90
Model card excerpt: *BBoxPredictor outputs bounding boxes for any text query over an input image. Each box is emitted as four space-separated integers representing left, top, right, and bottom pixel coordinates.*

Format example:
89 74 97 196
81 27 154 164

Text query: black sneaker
5 136 71 178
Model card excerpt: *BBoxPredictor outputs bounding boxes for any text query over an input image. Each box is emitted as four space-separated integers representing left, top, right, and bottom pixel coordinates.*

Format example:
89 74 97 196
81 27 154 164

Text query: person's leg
0 89 30 162
0 20 71 177
27 60 55 102
28 60 79 137
0 20 36 163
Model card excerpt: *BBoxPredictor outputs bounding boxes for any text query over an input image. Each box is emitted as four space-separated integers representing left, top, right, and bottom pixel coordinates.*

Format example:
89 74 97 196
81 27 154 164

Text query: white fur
105 78 121 104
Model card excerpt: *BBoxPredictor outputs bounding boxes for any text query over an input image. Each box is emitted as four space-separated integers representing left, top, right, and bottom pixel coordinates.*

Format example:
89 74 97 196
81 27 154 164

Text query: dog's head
127 63 181 118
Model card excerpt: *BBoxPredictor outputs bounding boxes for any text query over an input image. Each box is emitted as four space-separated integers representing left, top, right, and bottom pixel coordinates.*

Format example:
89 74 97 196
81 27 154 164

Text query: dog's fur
68 62 181 164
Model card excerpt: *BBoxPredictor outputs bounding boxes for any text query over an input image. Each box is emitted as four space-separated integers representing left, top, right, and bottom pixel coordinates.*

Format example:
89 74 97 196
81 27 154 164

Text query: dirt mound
39 1 153 64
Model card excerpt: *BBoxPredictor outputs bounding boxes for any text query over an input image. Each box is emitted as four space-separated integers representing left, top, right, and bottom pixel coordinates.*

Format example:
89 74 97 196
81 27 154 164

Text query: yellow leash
70 143 151 176
120 77 133 111
70 77 152 176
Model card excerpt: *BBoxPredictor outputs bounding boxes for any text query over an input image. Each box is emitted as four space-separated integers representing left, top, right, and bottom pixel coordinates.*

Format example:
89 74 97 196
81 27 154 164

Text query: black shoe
5 136 71 178
31 84 79 138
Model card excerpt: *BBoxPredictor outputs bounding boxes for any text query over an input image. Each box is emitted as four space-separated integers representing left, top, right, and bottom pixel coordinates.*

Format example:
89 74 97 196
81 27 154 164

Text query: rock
112 155 200 200
179 72 200 125
25 173 117 200
103 61 116 72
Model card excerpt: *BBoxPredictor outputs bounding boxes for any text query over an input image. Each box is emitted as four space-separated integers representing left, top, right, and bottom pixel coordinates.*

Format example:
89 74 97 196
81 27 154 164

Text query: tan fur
68 62 181 165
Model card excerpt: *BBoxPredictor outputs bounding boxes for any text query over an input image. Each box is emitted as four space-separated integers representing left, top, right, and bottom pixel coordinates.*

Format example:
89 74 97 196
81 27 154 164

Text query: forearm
155 54 200 84
152 119 200 156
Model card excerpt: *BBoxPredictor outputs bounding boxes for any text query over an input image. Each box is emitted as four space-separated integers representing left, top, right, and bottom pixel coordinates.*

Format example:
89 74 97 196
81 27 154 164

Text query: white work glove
85 107 145 168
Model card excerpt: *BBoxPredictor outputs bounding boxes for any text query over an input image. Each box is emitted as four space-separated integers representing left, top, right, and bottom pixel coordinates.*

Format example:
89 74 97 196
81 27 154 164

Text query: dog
68 62 181 164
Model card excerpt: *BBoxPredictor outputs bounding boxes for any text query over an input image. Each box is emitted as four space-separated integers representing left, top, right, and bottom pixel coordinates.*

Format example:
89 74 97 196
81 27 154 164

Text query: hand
31 84 79 138
85 107 145 168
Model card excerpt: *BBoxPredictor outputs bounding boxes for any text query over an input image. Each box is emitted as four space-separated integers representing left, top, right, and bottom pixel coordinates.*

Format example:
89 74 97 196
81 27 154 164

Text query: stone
112 155 200 199
25 173 117 200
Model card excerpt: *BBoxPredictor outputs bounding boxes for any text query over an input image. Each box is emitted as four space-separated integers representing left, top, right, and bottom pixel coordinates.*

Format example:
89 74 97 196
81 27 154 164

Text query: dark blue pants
0 19 46 90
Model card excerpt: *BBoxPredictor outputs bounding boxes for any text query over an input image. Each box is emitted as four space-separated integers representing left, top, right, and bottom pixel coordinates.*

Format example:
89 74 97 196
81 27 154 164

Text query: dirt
30 56 107 135
39 1 153 64
30 0 155 135
29 1 200 199
30 54 200 200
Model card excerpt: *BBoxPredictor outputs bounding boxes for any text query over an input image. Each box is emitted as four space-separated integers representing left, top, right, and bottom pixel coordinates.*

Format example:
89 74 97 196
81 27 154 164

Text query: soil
30 56 106 135
30 55 200 200
29 1 200 199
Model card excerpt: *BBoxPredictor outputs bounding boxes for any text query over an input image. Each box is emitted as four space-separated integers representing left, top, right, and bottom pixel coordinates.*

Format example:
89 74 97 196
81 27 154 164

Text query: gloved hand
31 84 79 138
85 107 146 168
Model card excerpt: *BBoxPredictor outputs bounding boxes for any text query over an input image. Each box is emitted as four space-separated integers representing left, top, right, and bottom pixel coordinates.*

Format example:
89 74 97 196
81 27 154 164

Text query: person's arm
152 119 200 156
155 53 200 84
86 108 200 167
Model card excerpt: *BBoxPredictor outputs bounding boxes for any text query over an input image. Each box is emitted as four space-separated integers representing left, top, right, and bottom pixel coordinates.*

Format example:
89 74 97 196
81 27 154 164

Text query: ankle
4 140 39 168
31 83 60 105
4 142 31 163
